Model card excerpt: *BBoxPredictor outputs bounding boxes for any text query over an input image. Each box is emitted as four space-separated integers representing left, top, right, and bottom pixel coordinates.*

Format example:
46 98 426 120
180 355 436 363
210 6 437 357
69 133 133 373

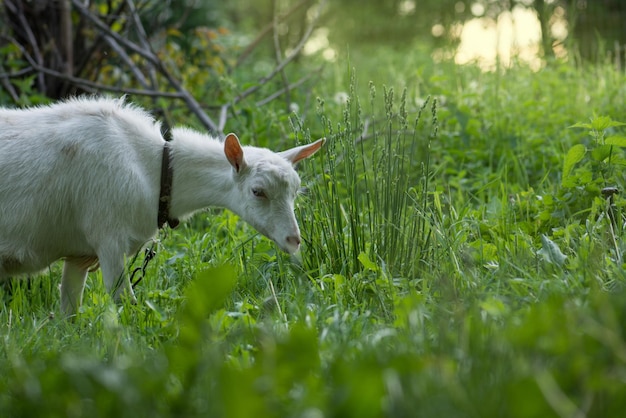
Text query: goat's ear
224 133 246 173
279 138 325 165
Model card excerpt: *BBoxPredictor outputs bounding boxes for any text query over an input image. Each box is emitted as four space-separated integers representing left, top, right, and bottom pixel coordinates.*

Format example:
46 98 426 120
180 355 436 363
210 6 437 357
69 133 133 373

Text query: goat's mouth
270 234 301 254
266 235 299 254
279 241 300 254
250 224 300 254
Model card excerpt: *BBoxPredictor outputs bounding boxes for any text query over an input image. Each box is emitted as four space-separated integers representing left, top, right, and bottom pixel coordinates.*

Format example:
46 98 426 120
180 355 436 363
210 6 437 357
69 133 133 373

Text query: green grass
3 55 626 417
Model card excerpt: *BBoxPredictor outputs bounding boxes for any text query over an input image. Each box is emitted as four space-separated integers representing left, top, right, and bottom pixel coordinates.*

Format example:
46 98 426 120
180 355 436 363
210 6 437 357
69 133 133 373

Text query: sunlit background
295 0 623 71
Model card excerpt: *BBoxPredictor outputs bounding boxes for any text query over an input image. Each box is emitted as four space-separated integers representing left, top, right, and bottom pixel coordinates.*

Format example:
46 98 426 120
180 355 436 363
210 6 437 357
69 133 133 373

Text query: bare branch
59 0 73 78
3 36 184 99
73 0 128 82
124 0 152 51
272 0 292 111
71 0 160 65
255 64 323 107
235 0 313 69
234 0 324 104
1 0 324 136
216 65 322 132
0 65 21 102
124 0 158 88
0 66 34 79
103 34 150 89
71 0 221 134
4 0 46 92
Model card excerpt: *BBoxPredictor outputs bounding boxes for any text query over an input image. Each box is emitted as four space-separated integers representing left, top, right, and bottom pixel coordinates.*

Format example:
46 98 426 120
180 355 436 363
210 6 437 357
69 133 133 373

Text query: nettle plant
563 115 626 190
548 115 626 270
543 115 626 225
528 116 626 277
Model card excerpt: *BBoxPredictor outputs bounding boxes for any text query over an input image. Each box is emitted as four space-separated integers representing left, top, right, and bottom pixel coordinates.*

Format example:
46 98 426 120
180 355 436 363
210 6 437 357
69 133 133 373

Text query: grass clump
299 73 436 281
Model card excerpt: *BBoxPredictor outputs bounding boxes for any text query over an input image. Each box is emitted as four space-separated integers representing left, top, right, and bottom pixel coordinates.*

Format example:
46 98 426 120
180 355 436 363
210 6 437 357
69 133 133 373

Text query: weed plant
2 57 626 417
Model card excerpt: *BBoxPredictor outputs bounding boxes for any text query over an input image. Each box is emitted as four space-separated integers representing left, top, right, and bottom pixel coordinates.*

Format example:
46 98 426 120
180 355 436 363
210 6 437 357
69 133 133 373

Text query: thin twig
71 0 159 64
73 0 128 82
234 0 313 69
4 0 46 92
0 67 20 102
103 35 150 89
0 66 35 79
124 0 158 88
272 0 292 111
234 0 324 104
2 0 324 136
59 0 74 79
217 65 324 130
71 0 221 133
255 64 323 107
3 37 184 98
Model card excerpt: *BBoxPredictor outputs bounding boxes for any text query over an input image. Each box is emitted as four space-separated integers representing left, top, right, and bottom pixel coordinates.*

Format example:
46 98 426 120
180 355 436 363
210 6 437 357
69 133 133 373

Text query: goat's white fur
0 97 324 315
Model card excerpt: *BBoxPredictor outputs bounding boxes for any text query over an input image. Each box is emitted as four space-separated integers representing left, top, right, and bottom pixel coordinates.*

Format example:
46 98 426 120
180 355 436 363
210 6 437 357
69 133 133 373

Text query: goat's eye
252 188 266 198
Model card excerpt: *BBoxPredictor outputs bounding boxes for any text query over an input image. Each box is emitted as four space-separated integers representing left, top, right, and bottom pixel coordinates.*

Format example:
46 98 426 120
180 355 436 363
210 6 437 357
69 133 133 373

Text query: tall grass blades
296 72 437 285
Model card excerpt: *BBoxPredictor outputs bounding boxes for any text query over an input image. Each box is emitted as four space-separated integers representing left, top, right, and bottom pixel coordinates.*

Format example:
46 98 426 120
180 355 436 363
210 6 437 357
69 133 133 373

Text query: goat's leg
60 260 89 316
98 249 136 305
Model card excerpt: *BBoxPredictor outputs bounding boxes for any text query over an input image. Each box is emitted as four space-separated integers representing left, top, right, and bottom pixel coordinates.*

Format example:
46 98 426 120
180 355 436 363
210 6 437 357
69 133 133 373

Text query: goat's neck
168 133 235 219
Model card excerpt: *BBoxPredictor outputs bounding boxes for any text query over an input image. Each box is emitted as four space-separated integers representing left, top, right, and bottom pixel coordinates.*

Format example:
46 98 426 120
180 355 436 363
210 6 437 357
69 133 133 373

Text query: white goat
0 97 324 315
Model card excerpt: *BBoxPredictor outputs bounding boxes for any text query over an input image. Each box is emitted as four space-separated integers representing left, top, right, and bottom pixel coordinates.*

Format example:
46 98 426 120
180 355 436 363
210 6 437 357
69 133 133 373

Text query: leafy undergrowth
2 58 626 417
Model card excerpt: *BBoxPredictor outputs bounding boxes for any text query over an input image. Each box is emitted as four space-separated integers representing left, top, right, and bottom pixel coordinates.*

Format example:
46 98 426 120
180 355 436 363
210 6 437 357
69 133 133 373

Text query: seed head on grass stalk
298 74 439 292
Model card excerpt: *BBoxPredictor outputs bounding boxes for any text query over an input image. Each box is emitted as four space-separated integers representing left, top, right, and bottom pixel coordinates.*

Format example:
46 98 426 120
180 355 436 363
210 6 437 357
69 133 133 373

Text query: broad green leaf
571 117 626 131
603 119 626 129
569 121 592 129
177 265 236 350
562 144 586 185
590 115 626 131
590 115 614 131
578 168 593 184
480 297 509 318
609 156 626 166
538 235 567 266
605 135 626 147
591 144 614 162
184 264 237 321
219 366 269 418
167 265 237 388
358 252 379 271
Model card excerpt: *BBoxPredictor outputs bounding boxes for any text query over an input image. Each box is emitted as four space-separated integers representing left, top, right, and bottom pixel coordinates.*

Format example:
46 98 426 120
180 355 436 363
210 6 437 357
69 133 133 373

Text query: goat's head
223 133 324 253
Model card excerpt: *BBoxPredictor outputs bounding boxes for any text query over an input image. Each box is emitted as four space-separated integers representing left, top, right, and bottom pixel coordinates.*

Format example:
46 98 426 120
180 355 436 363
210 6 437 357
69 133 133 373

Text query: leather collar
158 141 179 229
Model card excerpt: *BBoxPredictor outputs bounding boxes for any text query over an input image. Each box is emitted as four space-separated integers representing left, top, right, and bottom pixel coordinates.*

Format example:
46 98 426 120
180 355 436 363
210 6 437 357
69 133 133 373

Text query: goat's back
0 98 164 275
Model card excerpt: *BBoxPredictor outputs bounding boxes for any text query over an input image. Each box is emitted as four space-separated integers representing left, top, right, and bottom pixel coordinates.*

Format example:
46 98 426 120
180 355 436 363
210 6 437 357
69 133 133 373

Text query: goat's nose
286 235 301 248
